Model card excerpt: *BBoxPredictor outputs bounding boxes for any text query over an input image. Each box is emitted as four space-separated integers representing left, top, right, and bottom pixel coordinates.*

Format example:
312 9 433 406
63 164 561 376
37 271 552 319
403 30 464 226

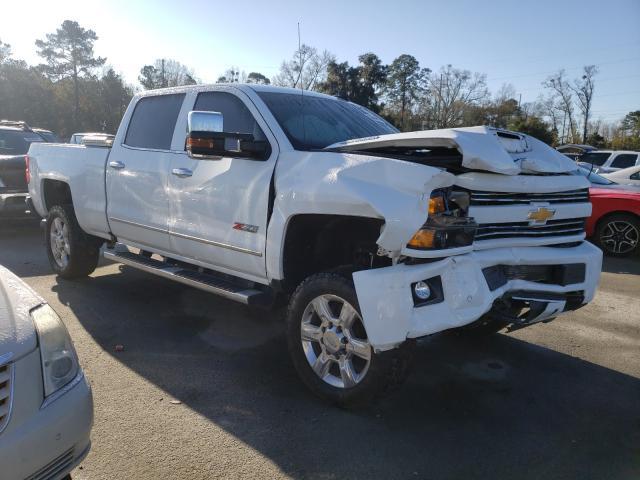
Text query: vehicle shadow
49 265 640 480
601 255 640 275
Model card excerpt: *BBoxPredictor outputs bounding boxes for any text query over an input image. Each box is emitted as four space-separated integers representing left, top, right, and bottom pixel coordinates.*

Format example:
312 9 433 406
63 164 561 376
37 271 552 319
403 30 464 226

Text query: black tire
46 204 103 279
595 213 640 257
286 272 413 407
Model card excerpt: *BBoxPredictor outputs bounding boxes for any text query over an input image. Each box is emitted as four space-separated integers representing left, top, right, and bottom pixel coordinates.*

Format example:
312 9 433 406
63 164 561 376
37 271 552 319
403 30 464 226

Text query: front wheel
286 273 413 407
46 205 102 279
595 213 640 257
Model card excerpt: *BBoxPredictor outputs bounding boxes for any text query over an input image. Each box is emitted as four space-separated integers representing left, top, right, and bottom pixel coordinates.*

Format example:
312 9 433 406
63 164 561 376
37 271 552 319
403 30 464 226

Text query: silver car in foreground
0 265 92 480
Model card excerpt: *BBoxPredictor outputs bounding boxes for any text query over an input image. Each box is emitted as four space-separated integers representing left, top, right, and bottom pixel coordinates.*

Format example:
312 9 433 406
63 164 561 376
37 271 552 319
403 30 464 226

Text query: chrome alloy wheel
300 294 372 389
601 220 639 254
50 217 70 268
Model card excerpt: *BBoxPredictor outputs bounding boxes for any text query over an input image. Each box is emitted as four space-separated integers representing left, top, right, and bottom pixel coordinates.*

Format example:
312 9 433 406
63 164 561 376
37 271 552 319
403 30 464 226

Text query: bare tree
428 65 489 128
0 39 11 64
543 70 577 143
273 44 334 91
570 65 598 143
139 58 197 89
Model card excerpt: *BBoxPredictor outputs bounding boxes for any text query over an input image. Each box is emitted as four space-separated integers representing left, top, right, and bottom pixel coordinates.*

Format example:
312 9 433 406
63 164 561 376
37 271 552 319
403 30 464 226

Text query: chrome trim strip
109 216 168 234
0 352 14 365
109 217 262 257
0 362 15 434
169 230 263 257
103 250 261 304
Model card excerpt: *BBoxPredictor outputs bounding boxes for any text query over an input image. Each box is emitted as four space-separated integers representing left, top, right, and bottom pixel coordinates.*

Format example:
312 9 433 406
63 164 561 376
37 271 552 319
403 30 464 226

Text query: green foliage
34 20 107 130
384 54 429 130
317 53 387 113
247 72 270 85
0 39 11 63
507 116 555 145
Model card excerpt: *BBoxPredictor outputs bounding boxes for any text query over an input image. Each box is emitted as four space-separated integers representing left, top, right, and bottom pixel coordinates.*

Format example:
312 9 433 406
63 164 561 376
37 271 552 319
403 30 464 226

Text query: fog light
414 281 432 300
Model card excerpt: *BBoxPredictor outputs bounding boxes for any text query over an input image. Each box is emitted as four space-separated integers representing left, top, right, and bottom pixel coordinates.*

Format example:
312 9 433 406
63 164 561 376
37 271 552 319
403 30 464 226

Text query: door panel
168 90 277 282
106 93 186 251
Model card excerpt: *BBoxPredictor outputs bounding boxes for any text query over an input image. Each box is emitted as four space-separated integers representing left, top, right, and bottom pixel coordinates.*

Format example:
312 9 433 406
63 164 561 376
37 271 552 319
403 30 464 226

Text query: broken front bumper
352 241 602 351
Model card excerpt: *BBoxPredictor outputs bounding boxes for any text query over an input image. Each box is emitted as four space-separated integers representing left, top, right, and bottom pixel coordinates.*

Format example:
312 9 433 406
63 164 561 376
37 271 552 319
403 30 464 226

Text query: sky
2 0 639 123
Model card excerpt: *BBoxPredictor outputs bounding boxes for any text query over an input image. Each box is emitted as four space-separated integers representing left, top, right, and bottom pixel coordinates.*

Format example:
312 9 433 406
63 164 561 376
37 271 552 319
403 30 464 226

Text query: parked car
578 149 640 174
32 128 63 144
601 164 640 187
0 121 45 218
27 85 602 405
587 187 640 256
556 143 596 161
0 265 93 479
69 132 114 145
575 165 640 191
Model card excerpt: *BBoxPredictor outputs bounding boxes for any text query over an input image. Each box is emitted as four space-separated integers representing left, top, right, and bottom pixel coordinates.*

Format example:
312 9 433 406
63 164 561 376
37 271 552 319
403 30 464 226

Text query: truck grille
469 188 589 206
0 362 13 434
475 218 586 241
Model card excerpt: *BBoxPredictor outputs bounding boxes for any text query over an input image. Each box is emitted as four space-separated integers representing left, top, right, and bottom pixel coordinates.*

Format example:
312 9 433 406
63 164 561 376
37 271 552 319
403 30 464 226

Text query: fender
265 150 454 281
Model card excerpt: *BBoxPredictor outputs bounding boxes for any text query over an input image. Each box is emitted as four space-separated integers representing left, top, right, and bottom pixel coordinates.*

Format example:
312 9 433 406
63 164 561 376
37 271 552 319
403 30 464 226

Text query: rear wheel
286 273 413 407
595 213 640 257
46 205 103 278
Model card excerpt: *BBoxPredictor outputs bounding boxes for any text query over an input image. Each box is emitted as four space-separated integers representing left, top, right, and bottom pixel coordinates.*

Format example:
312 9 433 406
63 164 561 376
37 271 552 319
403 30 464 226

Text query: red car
587 187 640 256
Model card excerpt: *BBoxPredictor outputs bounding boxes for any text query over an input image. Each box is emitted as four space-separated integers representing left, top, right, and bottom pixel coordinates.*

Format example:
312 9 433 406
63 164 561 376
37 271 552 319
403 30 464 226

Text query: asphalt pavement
1 219 639 480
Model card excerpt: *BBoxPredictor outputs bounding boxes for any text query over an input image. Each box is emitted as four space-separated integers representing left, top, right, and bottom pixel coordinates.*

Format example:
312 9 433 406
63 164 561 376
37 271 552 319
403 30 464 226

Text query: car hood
326 126 577 175
591 183 640 192
589 187 640 199
0 266 39 362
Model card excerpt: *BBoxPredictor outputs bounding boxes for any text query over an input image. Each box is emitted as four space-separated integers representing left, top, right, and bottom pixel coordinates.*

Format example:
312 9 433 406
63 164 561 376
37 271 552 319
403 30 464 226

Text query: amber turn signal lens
188 137 216 149
407 229 436 249
428 196 446 215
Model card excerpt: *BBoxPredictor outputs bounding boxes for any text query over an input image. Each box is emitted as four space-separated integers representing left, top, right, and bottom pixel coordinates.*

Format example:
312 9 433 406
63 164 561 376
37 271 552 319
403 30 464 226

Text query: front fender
265 151 454 280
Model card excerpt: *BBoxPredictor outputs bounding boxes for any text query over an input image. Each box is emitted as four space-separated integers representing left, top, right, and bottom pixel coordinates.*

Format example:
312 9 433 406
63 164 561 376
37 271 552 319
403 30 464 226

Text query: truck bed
27 142 112 238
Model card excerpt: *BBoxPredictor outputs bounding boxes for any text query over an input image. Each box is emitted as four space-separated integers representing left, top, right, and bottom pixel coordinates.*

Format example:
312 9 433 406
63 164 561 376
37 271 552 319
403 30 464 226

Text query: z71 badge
233 222 259 233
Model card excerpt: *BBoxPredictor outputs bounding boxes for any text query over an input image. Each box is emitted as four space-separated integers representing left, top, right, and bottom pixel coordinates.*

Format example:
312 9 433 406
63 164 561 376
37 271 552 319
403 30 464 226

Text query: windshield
257 92 398 150
36 131 61 143
577 166 615 185
580 152 611 166
0 129 44 155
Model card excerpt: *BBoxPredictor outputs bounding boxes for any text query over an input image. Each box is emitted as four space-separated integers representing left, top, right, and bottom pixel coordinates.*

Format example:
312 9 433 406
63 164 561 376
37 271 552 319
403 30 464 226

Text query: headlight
408 189 477 250
31 304 79 398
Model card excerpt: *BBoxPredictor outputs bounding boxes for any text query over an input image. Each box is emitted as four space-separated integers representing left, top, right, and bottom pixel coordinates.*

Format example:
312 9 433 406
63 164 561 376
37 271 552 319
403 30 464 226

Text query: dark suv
0 120 57 218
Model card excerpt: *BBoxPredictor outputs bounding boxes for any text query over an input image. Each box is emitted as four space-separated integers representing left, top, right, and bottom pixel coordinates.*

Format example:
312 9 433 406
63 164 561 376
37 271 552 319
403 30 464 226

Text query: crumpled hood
326 126 577 175
0 266 39 361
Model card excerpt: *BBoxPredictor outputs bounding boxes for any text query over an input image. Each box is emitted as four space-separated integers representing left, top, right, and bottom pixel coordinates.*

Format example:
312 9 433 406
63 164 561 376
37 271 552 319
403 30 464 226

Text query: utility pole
161 59 166 88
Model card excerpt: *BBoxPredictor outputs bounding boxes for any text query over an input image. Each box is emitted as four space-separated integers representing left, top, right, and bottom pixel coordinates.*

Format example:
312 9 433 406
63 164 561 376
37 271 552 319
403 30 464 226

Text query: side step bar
103 249 271 306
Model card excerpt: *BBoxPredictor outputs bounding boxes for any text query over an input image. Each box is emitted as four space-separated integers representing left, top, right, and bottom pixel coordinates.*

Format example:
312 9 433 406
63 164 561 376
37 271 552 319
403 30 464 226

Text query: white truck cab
27 84 602 405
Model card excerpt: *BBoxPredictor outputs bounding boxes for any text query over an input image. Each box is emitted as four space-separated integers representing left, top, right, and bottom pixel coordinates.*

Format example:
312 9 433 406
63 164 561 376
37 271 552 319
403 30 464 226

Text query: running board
103 249 271 306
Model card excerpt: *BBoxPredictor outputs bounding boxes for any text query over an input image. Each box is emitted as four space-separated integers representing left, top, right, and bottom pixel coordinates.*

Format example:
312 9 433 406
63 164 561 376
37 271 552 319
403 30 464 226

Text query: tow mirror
186 111 270 161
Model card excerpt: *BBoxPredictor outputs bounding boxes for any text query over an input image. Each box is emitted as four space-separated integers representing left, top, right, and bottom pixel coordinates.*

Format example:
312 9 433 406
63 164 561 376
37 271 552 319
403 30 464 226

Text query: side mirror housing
186 111 270 161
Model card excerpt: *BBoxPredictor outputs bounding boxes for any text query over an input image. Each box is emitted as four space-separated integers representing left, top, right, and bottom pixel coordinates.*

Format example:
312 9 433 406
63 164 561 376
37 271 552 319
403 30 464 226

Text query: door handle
172 168 193 178
109 161 125 170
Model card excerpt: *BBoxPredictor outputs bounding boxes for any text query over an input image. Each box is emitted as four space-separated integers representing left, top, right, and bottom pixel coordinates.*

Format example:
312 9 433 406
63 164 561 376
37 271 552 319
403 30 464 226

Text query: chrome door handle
109 161 125 170
172 168 193 178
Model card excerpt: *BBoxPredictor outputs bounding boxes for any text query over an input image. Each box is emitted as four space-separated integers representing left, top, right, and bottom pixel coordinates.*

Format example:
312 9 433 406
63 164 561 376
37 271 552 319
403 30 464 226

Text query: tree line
0 20 638 149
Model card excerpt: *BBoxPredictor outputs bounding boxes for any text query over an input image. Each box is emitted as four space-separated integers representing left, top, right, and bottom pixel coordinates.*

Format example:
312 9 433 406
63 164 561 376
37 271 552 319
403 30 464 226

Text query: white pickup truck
27 84 602 405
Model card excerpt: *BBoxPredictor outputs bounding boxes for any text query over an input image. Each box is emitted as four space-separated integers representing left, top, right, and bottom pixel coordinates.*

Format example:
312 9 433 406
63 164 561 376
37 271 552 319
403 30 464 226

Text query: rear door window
610 154 638 169
125 94 185 150
0 130 43 155
580 152 611 166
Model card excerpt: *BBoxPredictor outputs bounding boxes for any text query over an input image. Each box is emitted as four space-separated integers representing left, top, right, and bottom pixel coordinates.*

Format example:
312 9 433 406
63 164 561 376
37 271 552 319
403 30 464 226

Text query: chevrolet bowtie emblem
527 207 556 224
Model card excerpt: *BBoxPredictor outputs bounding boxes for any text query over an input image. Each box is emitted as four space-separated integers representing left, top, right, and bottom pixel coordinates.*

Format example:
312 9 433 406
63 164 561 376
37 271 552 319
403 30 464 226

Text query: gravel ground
1 219 639 480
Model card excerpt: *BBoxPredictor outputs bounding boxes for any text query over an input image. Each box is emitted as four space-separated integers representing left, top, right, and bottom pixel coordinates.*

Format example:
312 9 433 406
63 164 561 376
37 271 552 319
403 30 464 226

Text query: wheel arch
42 179 73 211
276 213 388 293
